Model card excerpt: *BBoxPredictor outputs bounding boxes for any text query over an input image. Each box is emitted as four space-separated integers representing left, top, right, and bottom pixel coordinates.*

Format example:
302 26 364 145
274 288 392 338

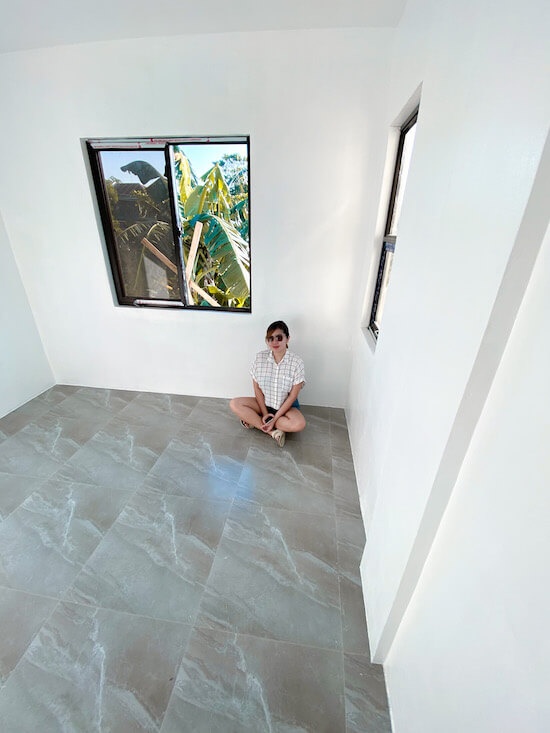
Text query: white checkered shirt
250 349 305 410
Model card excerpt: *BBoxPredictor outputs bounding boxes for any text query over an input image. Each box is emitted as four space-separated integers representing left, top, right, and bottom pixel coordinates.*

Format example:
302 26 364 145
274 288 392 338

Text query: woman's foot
271 429 286 447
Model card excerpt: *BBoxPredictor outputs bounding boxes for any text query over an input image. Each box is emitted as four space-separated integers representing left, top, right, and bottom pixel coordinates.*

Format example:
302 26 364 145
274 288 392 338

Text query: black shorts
266 399 300 414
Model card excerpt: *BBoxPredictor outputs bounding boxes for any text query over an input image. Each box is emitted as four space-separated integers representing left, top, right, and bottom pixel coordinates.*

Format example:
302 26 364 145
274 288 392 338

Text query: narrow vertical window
369 111 417 338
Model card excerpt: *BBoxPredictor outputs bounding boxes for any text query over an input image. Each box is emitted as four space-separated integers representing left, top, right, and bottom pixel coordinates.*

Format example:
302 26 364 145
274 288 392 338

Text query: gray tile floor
0 386 392 732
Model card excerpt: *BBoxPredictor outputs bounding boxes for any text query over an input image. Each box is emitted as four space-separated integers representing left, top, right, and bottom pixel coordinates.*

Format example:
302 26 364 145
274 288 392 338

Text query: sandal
271 429 286 447
240 420 251 429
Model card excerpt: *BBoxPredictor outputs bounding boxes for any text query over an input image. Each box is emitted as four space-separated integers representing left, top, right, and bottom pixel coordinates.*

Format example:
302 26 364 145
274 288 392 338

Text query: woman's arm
253 380 269 418
271 382 304 424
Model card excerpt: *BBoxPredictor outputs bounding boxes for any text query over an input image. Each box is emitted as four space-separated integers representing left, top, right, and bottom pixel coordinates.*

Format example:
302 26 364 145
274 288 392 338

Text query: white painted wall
385 220 550 732
346 0 550 661
0 211 54 418
0 28 391 407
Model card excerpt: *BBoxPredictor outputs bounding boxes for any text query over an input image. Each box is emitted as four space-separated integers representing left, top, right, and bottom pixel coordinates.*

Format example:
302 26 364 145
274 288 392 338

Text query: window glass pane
372 245 394 333
98 149 181 300
168 141 250 310
387 122 417 237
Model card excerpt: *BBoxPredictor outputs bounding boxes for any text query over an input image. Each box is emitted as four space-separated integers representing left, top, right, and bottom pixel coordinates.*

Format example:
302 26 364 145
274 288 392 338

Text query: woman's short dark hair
266 320 289 339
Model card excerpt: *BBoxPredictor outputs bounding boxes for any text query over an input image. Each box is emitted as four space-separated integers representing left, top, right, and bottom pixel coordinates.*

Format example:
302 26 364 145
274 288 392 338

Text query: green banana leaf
173 151 194 205
184 184 206 218
193 213 250 301
200 164 232 217
171 152 250 307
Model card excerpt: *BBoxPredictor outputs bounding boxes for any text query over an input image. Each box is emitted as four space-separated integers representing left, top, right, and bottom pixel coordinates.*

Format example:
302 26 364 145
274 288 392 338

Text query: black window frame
369 110 418 338
86 135 252 312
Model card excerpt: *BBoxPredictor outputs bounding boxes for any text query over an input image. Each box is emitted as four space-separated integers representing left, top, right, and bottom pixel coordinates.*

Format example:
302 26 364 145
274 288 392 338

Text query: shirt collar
268 349 288 365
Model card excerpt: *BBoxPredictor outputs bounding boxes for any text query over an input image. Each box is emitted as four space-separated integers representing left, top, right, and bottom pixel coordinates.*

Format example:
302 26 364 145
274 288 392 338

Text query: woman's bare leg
273 407 306 433
229 397 264 429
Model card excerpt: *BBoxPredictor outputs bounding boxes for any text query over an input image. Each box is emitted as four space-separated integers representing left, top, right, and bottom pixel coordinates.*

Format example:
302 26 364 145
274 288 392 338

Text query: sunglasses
267 334 285 342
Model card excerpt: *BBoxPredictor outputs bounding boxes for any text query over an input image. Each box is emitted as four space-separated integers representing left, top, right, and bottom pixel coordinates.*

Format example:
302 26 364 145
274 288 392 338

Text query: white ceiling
1 0 407 54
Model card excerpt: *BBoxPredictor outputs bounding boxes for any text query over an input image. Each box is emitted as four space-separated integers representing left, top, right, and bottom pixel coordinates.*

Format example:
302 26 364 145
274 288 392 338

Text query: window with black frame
86 136 251 311
369 111 417 338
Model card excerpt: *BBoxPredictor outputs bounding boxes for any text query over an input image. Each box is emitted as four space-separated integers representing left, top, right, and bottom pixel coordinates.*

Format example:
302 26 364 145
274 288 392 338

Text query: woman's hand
261 414 275 432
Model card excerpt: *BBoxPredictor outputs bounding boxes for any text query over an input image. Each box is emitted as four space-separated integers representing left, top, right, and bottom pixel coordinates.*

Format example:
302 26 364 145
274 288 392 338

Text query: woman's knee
279 410 306 433
229 398 241 414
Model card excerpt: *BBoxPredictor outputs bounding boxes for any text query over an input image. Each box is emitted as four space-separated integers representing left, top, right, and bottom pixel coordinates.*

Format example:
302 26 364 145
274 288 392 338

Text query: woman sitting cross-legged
229 320 306 448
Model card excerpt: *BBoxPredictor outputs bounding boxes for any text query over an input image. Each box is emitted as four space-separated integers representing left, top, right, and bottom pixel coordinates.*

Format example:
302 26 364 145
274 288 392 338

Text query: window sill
362 326 378 354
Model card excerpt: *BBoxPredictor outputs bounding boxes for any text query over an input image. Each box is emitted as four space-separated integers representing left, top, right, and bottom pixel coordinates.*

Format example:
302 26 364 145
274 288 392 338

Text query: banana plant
171 147 250 307
111 148 250 308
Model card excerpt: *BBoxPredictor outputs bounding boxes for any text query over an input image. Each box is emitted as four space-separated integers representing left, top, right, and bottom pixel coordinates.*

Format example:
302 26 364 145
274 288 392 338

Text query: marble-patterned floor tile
55 418 163 490
0 399 51 439
335 494 362 520
336 514 366 584
0 429 75 479
178 426 250 463
34 410 111 446
236 445 334 515
330 407 347 427
34 384 79 407
333 455 362 518
285 441 333 473
75 386 138 406
44 402 112 439
300 405 332 421
105 415 182 457
196 499 341 649
239 430 330 473
0 410 105 478
330 423 354 460
49 387 136 422
290 409 332 448
0 479 133 597
160 627 346 733
185 397 239 434
0 474 44 522
0 587 57 687
345 653 392 733
0 601 191 732
340 576 370 656
117 391 199 430
65 492 231 623
333 455 359 497
287 427 332 451
145 432 246 501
